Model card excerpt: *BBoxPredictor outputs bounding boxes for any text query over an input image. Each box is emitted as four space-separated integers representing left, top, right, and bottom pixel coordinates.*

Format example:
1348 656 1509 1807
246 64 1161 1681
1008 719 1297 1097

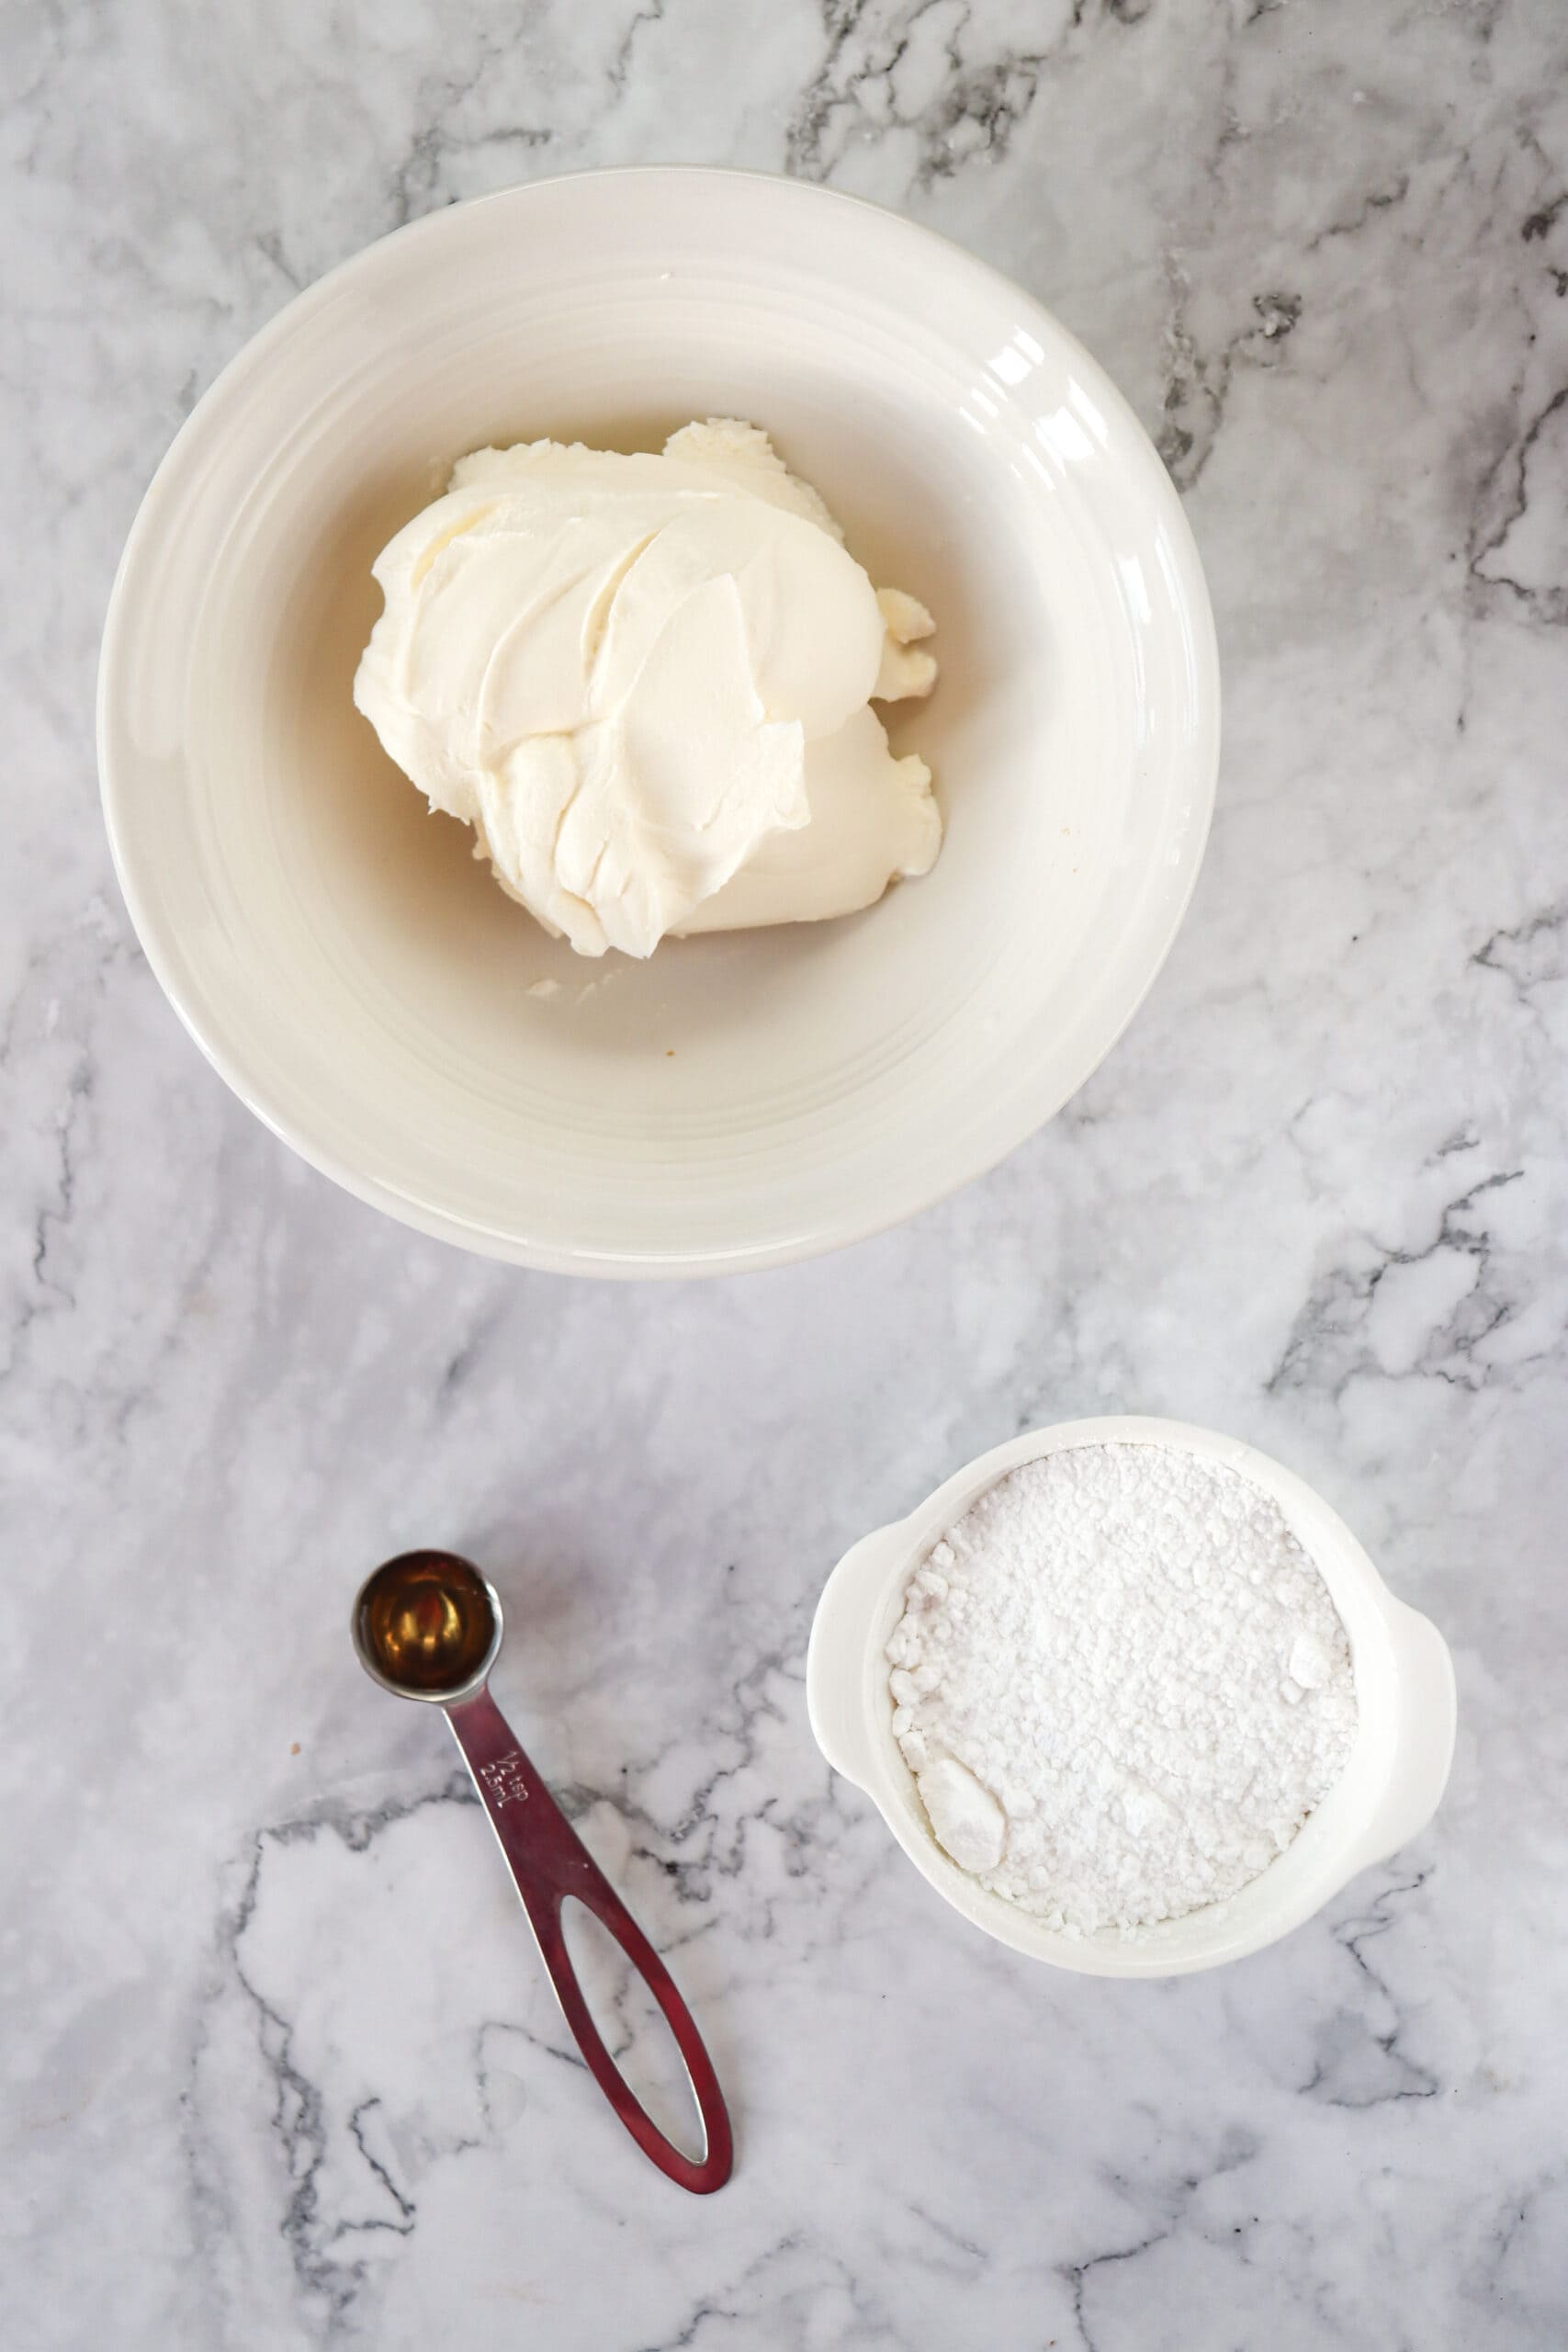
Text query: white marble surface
6 1 1567 2344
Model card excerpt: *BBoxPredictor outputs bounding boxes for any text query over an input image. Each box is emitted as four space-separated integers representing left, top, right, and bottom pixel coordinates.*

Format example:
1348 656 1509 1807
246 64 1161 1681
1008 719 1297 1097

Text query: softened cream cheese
354 421 940 957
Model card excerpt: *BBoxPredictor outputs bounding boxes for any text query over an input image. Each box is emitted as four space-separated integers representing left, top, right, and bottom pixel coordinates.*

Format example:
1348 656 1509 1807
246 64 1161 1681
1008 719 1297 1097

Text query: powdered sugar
886 1442 1358 1938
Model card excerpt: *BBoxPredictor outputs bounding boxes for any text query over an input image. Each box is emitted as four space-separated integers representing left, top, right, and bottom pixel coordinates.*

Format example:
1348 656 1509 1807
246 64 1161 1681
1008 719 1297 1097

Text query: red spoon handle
444 1686 732 2194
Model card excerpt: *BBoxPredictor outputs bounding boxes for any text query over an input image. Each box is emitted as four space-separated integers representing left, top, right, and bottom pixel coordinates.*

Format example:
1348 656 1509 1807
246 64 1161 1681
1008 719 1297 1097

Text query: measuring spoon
351 1548 732 2194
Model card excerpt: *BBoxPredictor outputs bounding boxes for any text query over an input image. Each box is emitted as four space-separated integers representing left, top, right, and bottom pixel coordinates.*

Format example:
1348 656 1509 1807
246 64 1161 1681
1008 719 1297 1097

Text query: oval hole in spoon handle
444 1683 732 2194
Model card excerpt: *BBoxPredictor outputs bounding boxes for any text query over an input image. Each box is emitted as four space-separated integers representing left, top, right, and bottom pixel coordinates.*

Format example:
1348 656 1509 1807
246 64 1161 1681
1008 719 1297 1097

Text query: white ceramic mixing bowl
98 168 1219 1276
807 1416 1455 1977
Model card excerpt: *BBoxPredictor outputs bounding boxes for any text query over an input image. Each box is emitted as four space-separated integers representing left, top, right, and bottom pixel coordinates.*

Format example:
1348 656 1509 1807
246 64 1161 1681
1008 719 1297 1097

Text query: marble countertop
6 2 1567 2345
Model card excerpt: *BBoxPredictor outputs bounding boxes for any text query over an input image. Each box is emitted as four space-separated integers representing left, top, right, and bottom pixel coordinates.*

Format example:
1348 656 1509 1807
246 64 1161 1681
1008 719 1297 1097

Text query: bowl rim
807 1413 1456 1977
96 165 1221 1279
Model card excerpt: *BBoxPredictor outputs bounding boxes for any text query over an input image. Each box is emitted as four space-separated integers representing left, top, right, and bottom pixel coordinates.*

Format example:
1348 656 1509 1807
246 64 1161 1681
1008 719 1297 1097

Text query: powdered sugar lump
886 1442 1359 1938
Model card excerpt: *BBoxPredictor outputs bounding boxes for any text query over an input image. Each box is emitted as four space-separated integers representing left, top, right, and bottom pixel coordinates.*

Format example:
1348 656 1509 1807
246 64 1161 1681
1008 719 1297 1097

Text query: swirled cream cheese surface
354 421 940 957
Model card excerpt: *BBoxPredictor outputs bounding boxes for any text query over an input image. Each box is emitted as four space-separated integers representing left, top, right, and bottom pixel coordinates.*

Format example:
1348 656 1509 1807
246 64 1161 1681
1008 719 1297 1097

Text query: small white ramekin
807 1416 1455 1977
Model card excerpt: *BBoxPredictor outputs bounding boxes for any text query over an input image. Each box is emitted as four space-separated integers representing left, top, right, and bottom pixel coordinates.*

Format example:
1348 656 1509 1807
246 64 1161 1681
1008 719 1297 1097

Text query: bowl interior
839 1419 1407 1977
100 173 1216 1272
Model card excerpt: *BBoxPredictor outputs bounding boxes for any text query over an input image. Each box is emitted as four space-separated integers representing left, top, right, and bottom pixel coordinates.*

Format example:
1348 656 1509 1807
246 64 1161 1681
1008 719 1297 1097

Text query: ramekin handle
1353 1599 1457 1871
807 1521 908 1790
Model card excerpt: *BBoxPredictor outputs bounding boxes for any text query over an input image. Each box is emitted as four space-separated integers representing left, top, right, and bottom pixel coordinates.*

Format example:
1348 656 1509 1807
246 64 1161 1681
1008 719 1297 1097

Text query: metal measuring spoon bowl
351 1550 733 2195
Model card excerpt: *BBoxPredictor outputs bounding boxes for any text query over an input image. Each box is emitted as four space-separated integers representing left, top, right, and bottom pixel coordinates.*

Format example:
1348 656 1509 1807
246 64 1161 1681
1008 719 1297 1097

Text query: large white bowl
98 169 1219 1277
807 1417 1456 1976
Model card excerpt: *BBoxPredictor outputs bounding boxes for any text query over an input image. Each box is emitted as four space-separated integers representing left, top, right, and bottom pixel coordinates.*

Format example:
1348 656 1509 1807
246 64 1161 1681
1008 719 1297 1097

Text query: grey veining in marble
5 2 1568 2346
